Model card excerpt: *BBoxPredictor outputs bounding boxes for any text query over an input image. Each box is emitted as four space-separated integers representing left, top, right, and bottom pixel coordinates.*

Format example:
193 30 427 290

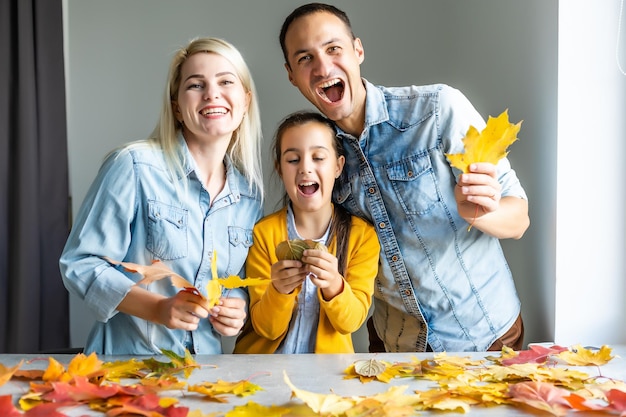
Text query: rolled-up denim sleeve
59 150 138 321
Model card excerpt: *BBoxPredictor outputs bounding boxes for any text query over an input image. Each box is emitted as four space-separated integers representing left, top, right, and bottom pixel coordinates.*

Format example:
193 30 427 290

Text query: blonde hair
150 37 263 199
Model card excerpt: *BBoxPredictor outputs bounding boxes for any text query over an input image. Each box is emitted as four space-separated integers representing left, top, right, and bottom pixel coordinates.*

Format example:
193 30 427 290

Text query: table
1 346 625 416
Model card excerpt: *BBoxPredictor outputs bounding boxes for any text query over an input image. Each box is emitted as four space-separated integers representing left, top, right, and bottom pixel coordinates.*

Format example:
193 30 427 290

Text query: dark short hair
273 110 343 174
279 2 355 68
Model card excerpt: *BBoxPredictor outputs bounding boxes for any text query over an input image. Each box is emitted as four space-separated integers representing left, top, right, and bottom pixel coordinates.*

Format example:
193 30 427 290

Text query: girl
234 111 379 354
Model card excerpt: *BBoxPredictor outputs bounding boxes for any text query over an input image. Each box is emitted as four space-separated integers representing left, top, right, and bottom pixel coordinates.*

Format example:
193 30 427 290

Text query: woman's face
173 52 250 144
279 121 345 214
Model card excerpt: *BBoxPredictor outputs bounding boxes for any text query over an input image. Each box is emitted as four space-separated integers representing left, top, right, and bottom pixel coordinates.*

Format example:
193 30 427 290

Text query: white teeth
299 181 316 186
319 79 341 89
201 108 227 116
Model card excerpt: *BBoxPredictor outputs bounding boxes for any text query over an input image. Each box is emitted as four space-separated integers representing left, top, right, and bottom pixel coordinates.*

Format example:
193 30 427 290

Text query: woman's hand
154 290 209 331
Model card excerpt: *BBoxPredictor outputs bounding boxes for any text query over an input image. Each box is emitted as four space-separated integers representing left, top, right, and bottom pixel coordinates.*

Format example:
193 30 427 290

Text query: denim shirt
333 80 527 352
59 137 262 355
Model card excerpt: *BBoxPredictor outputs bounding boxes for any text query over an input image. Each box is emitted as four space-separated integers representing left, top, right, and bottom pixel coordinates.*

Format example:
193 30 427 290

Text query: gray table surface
1 347 625 415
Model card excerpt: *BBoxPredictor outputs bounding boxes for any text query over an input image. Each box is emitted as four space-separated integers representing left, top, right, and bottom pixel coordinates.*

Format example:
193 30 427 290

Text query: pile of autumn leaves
0 344 625 416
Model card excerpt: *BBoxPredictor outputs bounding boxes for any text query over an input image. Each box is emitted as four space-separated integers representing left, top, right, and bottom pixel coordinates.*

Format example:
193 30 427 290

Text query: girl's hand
301 249 344 300
209 296 247 336
271 259 305 294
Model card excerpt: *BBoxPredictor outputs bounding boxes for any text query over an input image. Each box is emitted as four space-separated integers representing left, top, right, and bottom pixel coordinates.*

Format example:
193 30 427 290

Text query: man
278 3 529 352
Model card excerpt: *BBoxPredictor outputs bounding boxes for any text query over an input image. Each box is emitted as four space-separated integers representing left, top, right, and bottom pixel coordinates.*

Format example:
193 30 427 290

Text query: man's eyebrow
292 38 341 58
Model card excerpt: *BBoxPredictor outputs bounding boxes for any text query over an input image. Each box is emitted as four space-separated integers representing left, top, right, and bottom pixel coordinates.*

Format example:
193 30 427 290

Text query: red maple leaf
502 344 568 365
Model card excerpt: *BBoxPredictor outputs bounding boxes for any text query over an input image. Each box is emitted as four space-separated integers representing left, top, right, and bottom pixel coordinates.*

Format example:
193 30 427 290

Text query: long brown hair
272 111 351 275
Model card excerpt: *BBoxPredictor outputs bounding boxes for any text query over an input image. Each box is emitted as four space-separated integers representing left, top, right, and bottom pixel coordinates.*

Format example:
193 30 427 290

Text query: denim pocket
147 200 188 260
386 155 439 216
333 180 368 220
227 226 253 274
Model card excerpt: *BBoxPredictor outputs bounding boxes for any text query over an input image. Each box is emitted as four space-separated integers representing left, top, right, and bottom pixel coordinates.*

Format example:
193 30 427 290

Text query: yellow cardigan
234 207 380 354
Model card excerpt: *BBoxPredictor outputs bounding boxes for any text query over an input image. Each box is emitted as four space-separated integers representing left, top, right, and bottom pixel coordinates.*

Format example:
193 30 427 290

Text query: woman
60 37 264 355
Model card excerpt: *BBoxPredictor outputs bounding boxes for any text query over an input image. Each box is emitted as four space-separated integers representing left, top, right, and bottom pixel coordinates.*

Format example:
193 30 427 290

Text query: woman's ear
172 101 182 123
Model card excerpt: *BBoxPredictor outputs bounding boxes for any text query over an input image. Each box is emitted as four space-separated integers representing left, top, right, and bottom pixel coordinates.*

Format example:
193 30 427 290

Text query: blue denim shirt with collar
60 136 262 355
333 80 527 352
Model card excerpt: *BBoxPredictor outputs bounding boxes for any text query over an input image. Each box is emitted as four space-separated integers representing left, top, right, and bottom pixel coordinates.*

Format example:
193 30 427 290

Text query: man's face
283 11 365 131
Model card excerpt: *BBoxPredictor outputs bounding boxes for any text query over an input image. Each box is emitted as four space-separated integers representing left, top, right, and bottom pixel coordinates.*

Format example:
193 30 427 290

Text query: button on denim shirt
59 138 262 355
333 80 527 352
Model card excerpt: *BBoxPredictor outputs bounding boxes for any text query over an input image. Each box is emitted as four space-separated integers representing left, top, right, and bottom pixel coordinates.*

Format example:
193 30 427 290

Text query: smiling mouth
299 181 319 195
317 79 344 103
200 108 227 116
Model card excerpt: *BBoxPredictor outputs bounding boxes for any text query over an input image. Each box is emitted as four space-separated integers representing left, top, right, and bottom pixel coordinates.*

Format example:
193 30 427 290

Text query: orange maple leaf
0 361 23 387
446 109 522 173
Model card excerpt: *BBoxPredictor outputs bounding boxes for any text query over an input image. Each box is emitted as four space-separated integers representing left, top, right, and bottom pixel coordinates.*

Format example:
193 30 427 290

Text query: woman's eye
187 83 203 90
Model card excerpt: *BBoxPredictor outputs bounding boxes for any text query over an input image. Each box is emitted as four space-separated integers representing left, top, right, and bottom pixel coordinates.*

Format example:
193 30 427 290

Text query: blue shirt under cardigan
60 137 262 355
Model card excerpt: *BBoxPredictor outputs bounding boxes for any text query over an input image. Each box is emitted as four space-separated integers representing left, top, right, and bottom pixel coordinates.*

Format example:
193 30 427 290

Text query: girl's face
173 52 250 145
279 121 345 214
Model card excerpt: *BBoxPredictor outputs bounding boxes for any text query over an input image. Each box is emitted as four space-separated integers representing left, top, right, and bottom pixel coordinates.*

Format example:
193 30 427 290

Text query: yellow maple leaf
67 352 103 378
226 401 292 417
188 379 263 401
557 345 614 366
445 109 522 173
218 275 266 289
414 388 475 413
283 370 355 414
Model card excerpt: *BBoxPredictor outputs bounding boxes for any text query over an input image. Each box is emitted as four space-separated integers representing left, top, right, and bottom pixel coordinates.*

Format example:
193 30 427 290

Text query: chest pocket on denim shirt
147 201 188 260
227 226 253 274
386 155 439 216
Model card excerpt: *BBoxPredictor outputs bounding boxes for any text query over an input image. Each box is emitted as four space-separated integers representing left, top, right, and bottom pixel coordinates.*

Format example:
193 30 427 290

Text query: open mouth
299 181 319 195
318 79 344 103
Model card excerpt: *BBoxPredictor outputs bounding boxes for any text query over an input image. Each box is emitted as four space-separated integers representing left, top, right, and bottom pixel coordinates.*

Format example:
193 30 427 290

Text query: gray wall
64 0 558 351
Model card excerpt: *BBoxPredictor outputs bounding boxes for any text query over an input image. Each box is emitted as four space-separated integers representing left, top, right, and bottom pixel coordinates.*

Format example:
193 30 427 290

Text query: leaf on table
224 401 292 417
160 348 199 379
354 358 387 377
66 352 103 379
0 361 23 387
101 358 147 381
104 393 188 417
501 344 568 365
283 370 355 414
0 394 23 417
43 375 120 403
557 344 614 366
343 360 399 383
415 388 476 413
188 379 263 401
445 109 522 173
42 357 68 382
508 381 572 416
